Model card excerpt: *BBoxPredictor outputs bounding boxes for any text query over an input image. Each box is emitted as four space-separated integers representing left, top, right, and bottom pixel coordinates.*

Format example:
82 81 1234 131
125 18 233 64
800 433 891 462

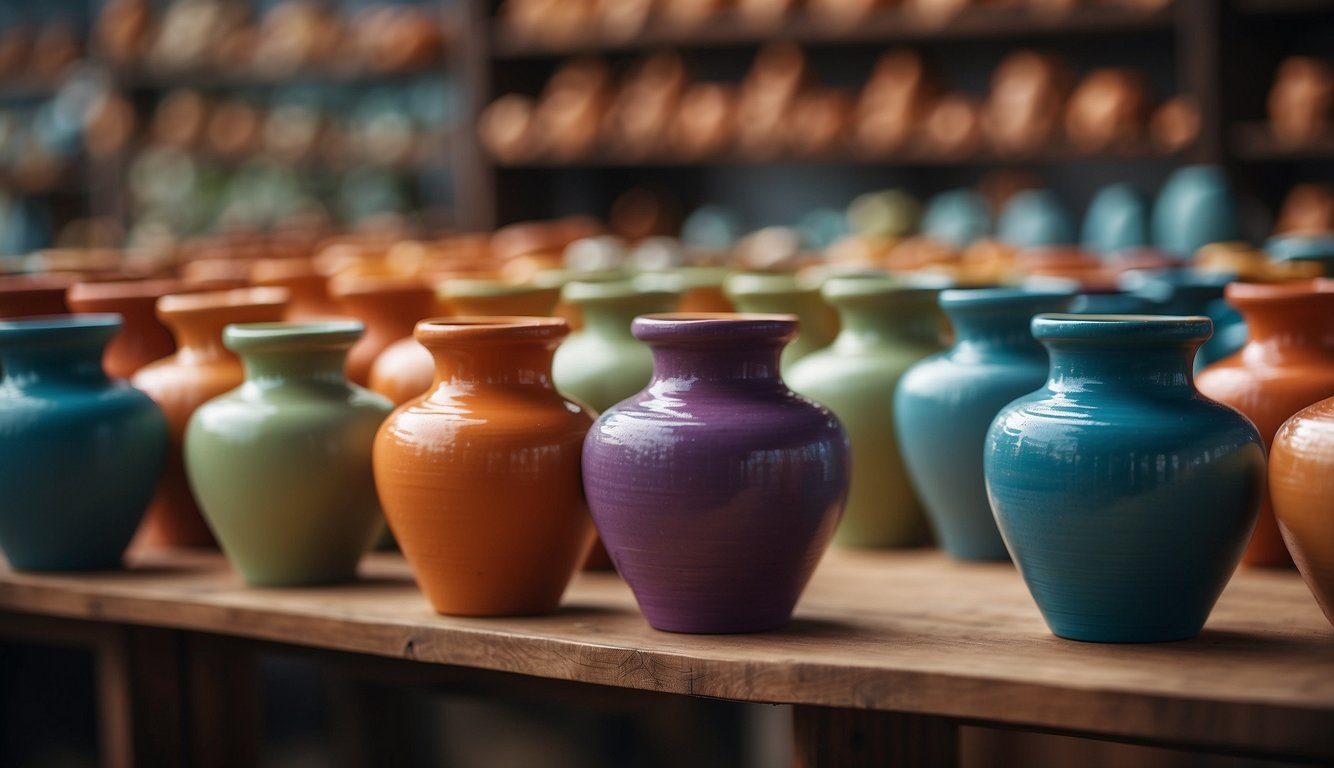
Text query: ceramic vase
723 272 838 372
330 275 435 386
895 288 1074 560
1267 233 1334 277
1151 165 1240 259
131 288 289 547
66 279 191 378
0 315 168 570
638 267 733 313
185 321 392 585
986 314 1265 642
786 276 944 548
583 314 849 633
997 190 1075 249
250 258 339 320
1197 280 1334 567
1270 395 1334 627
373 317 596 616
0 275 73 318
1081 183 1149 256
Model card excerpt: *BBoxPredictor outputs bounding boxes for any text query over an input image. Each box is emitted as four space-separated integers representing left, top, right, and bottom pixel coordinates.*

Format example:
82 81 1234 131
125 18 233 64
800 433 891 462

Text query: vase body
895 288 1074 560
250 258 339 320
1270 396 1334 626
787 276 944 547
724 272 838 372
583 314 849 633
998 190 1074 249
1081 183 1149 256
1197 280 1334 567
0 275 72 318
186 321 392 585
1151 165 1240 259
0 315 167 570
131 288 289 547
374 317 596 616
330 275 435 386
66 279 192 378
986 314 1265 642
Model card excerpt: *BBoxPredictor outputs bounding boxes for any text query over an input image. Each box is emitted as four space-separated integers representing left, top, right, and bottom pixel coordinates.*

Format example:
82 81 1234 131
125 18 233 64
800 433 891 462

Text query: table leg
792 706 959 768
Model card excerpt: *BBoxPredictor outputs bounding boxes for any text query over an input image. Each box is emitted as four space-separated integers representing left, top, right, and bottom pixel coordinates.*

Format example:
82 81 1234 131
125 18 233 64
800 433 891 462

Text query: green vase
724 272 838 372
786 276 945 548
552 279 681 412
185 321 393 585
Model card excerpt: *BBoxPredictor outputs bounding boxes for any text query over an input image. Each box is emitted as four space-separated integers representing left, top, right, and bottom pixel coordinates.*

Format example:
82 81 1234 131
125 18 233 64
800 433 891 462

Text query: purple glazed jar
582 313 850 633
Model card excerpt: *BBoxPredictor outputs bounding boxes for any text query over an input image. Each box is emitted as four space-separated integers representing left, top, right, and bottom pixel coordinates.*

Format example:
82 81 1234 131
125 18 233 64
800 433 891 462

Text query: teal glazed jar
723 272 838 372
787 276 945 548
185 322 393 585
0 314 167 570
894 288 1075 560
985 315 1265 642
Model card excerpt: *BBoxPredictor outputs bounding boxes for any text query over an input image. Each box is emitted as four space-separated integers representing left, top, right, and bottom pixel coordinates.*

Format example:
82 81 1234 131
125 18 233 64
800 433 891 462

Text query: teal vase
186 322 393 585
0 314 167 570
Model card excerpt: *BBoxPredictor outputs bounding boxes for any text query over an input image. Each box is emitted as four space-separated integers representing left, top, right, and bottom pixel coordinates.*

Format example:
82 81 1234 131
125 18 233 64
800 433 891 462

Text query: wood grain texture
1 548 1332 762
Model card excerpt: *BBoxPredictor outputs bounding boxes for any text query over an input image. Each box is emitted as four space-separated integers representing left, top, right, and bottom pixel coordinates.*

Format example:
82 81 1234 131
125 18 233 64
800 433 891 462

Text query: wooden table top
2 548 1332 760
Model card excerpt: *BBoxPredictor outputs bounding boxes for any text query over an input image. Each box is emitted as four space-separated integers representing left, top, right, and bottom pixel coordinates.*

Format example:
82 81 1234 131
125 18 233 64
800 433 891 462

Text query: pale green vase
185 321 393 585
724 272 838 372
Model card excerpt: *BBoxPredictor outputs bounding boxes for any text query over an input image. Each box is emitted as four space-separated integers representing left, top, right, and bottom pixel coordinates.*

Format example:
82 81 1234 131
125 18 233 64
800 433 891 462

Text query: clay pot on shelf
896 288 1075 561
66 279 192 379
1270 395 1334 627
583 314 849 633
982 50 1072 156
986 314 1265 642
131 288 290 548
0 315 168 571
186 322 392 586
374 318 596 616
736 43 809 158
786 276 945 548
534 58 613 161
478 94 537 163
1197 280 1334 567
854 48 932 156
1268 56 1334 147
921 94 984 158
672 82 735 159
330 275 435 387
1275 183 1334 236
1081 183 1150 256
1149 95 1201 153
0 275 74 318
1151 165 1241 260
724 272 838 373
997 189 1075 249
1064 67 1149 152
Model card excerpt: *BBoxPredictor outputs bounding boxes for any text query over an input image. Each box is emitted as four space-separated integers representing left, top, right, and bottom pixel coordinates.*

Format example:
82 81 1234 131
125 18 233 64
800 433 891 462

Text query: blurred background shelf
1231 122 1334 162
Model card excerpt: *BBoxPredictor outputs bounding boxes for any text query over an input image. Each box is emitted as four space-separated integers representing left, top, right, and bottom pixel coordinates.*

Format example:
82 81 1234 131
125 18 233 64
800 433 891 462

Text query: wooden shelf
1 547 1330 762
1231 0 1334 16
491 4 1176 59
115 66 448 93
1230 121 1334 161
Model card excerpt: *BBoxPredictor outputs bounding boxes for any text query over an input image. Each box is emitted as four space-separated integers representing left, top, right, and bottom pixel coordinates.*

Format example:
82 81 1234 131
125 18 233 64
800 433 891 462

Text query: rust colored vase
1197 280 1334 567
0 275 73 317
1270 395 1334 626
373 317 596 616
131 287 290 547
250 258 339 320
331 275 435 386
66 279 194 378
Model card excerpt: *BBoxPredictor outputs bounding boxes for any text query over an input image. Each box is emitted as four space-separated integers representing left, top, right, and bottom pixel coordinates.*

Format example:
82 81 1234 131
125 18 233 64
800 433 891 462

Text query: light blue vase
1152 166 1241 259
1082 183 1149 255
998 190 1075 249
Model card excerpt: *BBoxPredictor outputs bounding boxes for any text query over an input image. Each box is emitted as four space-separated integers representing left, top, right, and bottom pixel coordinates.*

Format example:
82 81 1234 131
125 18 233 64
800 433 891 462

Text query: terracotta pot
373 317 596 616
1270 395 1334 626
1197 280 1334 567
250 258 339 320
131 288 290 547
330 275 435 387
0 275 74 318
66 279 194 379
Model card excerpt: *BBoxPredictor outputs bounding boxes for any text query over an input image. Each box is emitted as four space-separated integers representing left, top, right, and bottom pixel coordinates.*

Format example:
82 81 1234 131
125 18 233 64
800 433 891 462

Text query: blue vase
1119 269 1242 368
984 314 1265 642
997 190 1075 249
1266 233 1334 277
0 314 168 570
1081 183 1149 256
895 288 1074 560
1151 166 1241 259
922 189 991 248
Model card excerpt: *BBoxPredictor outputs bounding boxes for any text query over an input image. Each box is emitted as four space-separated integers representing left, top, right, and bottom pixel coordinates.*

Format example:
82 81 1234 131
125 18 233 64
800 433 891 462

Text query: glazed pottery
250 258 339 320
997 190 1075 249
583 314 849 633
552 279 682 411
1267 233 1334 277
186 322 392 585
1081 183 1149 256
369 279 563 406
786 276 944 548
0 274 73 318
1270 396 1334 626
1197 280 1334 567
330 275 435 386
131 288 289 547
1118 269 1241 367
66 279 191 378
374 317 596 616
895 288 1074 560
922 189 990 248
0 315 167 570
986 314 1265 642
723 272 838 371
1152 165 1241 259
639 266 734 313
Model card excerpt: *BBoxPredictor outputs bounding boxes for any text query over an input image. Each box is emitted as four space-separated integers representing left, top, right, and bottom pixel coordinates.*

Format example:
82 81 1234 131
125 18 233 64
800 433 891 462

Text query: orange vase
1270 395 1334 626
250 258 339 320
66 279 193 378
0 275 73 317
330 275 435 386
1197 280 1334 567
131 288 290 547
373 317 596 616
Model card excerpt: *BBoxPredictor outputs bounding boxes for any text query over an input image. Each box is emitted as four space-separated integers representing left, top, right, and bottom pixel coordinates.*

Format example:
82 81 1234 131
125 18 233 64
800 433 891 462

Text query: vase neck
1045 343 1199 395
170 316 235 364
649 341 785 387
241 349 352 390
579 302 643 340
1237 300 1334 364
950 314 1047 361
2 343 109 387
430 341 559 390
836 303 940 349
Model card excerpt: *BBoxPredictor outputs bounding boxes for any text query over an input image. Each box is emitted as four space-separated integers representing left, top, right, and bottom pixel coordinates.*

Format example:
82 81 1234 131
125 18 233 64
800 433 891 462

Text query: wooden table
2 548 1332 767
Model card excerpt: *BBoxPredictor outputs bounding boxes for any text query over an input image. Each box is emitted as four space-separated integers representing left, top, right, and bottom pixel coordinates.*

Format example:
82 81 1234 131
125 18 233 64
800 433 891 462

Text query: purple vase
582 313 850 633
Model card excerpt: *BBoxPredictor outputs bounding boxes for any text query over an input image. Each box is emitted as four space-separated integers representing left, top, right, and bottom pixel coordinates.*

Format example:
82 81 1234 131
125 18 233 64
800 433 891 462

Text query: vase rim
1225 278 1334 303
328 274 433 298
68 278 191 303
443 278 559 299
223 321 365 352
0 313 122 347
1031 313 1212 344
631 313 797 343
157 286 290 316
940 286 1077 308
0 273 77 294
414 316 569 344
723 271 812 296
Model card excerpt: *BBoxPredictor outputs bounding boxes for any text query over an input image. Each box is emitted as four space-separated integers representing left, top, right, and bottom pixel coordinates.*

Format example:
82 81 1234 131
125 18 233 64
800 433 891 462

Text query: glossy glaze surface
0 315 167 570
131 288 289 547
66 279 190 378
583 314 849 633
330 275 435 386
1270 396 1334 626
896 288 1074 560
787 276 943 548
986 315 1265 642
1196 280 1334 567
186 322 392 585
374 317 595 616
723 272 838 372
